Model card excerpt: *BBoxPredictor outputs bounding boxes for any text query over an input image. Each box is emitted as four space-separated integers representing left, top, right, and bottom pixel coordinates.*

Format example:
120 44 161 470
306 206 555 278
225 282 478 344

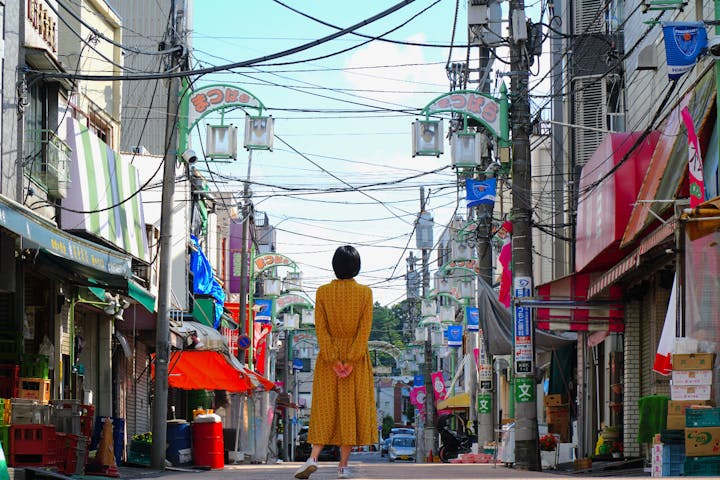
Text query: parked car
388 434 416 462
294 426 340 461
390 427 415 437
380 437 391 457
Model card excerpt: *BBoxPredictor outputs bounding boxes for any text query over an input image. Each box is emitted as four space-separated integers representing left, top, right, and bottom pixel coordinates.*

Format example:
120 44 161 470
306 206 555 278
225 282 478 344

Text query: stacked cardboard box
672 353 720 476
669 353 715 430
544 394 570 442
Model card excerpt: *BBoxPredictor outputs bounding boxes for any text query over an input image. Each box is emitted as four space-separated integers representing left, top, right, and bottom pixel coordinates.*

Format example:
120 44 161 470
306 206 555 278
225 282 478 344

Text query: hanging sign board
513 276 534 374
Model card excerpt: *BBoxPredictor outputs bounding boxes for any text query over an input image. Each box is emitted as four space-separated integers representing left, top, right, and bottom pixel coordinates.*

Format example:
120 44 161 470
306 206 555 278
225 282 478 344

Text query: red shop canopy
152 350 274 393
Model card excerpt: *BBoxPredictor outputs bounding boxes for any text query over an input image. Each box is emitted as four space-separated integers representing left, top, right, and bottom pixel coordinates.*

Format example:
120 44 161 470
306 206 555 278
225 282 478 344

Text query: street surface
115 452 652 480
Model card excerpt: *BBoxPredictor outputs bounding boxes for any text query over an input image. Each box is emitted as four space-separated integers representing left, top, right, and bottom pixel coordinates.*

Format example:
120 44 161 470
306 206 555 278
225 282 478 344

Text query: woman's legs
309 444 324 460
338 445 352 467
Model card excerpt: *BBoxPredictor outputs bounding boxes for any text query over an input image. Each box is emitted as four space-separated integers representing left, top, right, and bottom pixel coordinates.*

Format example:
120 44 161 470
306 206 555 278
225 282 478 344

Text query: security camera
181 149 197 164
708 37 720 59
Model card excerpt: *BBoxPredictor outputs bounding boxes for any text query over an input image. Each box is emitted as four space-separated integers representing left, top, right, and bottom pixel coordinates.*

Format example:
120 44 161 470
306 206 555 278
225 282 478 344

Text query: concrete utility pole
152 0 185 469
474 43 495 453
420 187 438 461
238 150 253 363
509 0 539 471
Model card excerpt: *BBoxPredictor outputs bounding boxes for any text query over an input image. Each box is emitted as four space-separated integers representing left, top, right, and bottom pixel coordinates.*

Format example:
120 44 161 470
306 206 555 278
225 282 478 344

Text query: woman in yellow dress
295 245 377 480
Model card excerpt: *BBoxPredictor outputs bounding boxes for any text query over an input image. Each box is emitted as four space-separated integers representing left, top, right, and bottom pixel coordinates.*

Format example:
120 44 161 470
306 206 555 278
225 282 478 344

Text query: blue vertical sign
465 306 479 332
413 374 424 387
513 276 534 374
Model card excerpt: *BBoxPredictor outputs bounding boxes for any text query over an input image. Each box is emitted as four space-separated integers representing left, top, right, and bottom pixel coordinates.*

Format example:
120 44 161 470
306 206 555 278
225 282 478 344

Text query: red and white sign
576 132 660 271
431 371 446 401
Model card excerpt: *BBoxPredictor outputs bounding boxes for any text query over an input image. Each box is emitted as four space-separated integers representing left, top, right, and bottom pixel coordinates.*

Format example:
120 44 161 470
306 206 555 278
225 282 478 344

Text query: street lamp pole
152 0 185 470
509 0 540 471
239 149 253 365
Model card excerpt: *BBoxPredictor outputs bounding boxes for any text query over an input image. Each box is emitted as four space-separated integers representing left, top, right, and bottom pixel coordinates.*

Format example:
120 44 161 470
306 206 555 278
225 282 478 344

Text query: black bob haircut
332 245 361 279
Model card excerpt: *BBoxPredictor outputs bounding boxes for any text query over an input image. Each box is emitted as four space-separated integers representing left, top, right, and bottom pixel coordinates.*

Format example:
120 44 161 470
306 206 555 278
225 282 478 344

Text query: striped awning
62 118 149 262
536 273 624 332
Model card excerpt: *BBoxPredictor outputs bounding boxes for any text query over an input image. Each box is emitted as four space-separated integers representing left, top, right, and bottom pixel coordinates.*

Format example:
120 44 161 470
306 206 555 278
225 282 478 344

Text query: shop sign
188 84 262 127
513 276 533 374
426 91 503 139
276 293 310 311
253 253 293 273
514 377 535 403
25 0 58 56
477 394 492 414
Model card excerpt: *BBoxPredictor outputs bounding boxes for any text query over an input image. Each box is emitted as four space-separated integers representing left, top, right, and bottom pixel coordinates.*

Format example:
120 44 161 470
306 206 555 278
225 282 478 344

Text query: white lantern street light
206 124 238 160
450 131 486 167
263 277 281 297
244 115 274 151
283 271 303 292
412 119 444 157
301 308 315 327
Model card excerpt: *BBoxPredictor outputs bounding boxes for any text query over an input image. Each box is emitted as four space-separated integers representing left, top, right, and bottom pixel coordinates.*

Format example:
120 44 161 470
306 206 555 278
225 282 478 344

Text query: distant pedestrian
294 246 377 480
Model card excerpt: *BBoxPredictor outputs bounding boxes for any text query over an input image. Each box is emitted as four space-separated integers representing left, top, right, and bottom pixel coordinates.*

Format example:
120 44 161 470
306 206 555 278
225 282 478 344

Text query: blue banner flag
466 178 496 208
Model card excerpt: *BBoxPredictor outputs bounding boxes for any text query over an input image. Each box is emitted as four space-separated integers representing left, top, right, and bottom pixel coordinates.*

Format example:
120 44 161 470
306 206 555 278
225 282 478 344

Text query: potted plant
539 434 559 469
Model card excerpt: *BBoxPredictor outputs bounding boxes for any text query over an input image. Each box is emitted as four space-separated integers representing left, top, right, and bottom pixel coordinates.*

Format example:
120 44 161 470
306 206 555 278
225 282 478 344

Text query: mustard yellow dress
307 278 378 447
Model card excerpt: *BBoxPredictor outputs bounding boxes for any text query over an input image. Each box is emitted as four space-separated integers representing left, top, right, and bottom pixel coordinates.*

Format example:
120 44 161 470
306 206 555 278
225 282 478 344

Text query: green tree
382 415 395 438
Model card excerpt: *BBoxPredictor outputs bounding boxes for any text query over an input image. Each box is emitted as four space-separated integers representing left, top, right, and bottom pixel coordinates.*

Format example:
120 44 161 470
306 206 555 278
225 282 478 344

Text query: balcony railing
25 129 72 198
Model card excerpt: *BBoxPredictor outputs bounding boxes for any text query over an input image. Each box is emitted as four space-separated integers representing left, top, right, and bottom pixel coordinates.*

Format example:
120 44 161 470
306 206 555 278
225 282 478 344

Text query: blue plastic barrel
166 421 192 465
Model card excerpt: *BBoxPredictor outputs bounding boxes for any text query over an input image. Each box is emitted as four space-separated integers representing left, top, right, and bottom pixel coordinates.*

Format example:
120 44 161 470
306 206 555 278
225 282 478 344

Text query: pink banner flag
680 106 705 209
430 371 447 401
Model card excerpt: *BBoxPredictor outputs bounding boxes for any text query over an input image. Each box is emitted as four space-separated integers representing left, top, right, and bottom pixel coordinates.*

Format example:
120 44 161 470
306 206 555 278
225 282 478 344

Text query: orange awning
152 350 274 393
683 196 720 241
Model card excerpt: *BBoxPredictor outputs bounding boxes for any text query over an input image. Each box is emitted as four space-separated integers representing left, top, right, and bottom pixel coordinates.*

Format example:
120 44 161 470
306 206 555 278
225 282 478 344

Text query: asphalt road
116 451 651 480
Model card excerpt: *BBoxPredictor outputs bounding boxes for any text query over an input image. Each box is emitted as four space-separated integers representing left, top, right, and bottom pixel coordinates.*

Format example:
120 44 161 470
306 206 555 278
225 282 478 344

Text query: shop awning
62 118 150 262
535 273 624 332
477 280 575 356
437 392 470 410
154 350 274 393
0 194 133 284
588 220 676 298
621 69 716 248
128 279 156 312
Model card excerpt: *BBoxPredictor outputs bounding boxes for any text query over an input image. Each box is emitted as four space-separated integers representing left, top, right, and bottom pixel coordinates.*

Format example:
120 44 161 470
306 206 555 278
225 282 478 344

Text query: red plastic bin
0 364 19 399
9 424 57 467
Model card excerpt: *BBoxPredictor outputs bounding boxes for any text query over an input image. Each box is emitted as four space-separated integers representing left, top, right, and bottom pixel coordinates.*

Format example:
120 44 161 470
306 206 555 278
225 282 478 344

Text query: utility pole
420 187 438 462
509 0 539 471
238 150 253 364
152 0 186 470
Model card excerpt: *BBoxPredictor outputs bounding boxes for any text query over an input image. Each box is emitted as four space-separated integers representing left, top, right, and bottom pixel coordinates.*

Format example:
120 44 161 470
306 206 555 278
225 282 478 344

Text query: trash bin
192 413 223 469
166 420 191 466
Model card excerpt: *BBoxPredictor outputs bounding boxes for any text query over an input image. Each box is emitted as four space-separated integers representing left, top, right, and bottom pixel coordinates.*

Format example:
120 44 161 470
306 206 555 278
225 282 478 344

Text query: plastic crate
57 433 88 475
20 355 49 380
684 456 720 477
18 377 51 404
80 405 94 439
9 424 57 467
0 364 19 399
0 398 10 425
10 398 51 425
686 407 720 427
662 461 684 477
51 399 82 435
661 442 685 463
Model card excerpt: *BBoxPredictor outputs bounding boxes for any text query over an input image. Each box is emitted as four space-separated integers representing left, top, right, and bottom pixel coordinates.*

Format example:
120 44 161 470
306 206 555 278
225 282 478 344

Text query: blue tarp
190 235 225 328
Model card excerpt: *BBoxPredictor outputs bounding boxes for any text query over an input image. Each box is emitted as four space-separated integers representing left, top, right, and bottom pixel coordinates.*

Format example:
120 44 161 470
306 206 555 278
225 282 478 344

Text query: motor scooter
437 413 473 463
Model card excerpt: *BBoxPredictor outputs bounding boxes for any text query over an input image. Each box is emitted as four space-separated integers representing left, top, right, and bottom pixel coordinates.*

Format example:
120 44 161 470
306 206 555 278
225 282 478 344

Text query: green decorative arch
421 85 509 147
275 293 313 314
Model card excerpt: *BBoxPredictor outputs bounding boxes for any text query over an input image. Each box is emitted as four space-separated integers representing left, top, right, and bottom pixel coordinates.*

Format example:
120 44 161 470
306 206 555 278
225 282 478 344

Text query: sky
190 0 547 306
